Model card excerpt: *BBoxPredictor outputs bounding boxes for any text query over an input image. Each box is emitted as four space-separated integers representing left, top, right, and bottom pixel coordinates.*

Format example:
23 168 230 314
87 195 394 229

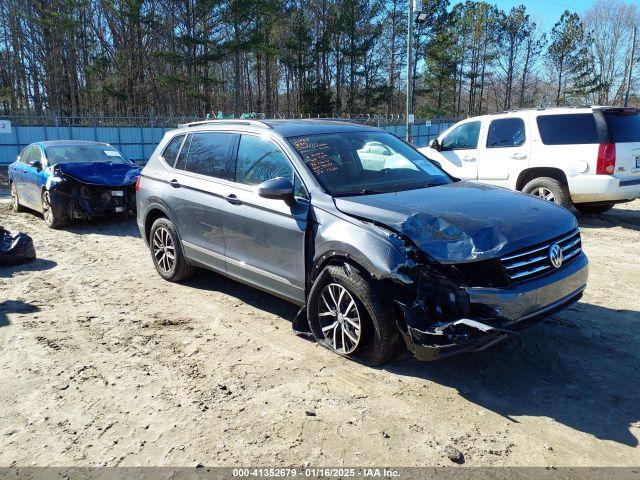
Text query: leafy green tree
548 11 599 105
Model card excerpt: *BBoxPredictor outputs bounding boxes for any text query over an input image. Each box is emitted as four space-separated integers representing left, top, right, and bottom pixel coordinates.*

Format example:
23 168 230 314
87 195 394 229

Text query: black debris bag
0 226 36 267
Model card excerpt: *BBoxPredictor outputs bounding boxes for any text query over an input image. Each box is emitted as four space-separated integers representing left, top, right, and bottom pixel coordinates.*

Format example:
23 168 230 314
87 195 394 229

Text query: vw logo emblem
549 243 563 269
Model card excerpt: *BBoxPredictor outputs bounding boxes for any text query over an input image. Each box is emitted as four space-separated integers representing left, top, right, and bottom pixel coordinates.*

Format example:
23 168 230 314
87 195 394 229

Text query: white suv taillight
596 143 616 175
135 176 141 192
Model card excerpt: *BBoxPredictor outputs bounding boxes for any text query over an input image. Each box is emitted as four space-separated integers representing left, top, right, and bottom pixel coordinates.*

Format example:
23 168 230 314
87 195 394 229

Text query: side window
162 135 185 167
184 132 233 178
30 146 42 164
486 118 526 148
174 134 192 170
536 114 599 145
235 135 293 186
293 173 308 199
441 122 481 150
19 147 32 164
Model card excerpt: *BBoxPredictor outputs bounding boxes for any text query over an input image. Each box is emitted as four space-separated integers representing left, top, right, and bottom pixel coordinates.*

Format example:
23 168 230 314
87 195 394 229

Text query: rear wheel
149 217 194 282
574 203 615 214
10 182 25 212
307 264 401 366
42 190 66 229
522 177 572 209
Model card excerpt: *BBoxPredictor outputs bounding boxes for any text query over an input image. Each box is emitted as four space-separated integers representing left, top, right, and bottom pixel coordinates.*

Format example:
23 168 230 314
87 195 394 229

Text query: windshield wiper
335 188 384 197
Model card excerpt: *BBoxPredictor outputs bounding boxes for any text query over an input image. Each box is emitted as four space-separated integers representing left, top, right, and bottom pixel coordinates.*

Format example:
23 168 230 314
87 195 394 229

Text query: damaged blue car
8 141 141 228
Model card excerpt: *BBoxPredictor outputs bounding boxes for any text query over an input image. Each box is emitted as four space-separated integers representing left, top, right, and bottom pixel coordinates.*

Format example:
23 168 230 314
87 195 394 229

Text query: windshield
45 145 130 165
288 131 450 196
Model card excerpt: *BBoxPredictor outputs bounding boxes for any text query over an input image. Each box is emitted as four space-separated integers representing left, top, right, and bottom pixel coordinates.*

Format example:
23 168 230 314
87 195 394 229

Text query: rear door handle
461 155 476 162
225 193 242 205
169 179 181 188
511 153 528 160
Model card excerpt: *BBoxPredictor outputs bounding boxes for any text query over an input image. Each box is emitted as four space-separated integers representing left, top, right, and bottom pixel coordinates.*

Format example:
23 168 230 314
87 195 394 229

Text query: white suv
419 107 640 214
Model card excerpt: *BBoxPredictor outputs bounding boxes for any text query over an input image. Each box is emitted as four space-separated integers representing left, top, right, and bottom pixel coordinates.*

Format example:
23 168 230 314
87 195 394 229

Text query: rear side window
487 118 526 148
162 135 185 167
441 122 480 150
536 114 599 145
604 112 640 143
183 132 234 178
174 135 191 170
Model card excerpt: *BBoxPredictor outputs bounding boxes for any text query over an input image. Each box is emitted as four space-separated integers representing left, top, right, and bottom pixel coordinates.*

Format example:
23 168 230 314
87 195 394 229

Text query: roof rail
178 119 273 129
487 105 595 115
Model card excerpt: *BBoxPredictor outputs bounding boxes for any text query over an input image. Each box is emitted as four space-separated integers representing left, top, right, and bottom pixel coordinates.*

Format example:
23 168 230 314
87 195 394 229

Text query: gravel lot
1 188 639 467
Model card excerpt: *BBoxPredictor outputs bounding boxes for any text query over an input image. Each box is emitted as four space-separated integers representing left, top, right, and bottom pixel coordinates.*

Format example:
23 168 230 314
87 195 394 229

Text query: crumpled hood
56 162 141 187
334 182 577 263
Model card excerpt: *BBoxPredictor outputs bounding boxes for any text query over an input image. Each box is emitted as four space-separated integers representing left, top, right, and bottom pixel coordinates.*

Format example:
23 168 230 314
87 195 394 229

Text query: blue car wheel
10 182 25 213
42 190 66 229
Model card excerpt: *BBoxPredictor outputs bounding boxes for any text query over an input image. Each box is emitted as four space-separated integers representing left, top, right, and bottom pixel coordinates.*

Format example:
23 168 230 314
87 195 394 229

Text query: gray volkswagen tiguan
137 119 588 365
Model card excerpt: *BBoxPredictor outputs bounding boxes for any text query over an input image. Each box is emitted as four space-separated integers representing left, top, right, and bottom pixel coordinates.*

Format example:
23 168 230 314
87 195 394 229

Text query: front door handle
169 179 181 188
511 153 528 160
461 155 476 162
225 194 242 205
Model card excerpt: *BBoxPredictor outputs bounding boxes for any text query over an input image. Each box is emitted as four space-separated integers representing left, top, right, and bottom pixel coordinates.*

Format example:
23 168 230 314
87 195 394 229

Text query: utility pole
624 26 637 107
406 0 414 142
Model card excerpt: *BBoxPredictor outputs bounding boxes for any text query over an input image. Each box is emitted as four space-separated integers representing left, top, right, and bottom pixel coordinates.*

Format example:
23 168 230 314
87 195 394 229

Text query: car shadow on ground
65 217 141 238
576 204 640 232
385 302 640 448
0 258 57 278
180 268 640 447
183 269 301 320
0 300 41 327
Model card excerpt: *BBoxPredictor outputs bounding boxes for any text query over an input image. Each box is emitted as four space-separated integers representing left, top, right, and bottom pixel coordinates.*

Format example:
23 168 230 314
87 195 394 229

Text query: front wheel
42 190 67 229
522 177 572 209
574 203 615 214
10 183 25 212
149 217 194 282
307 264 401 366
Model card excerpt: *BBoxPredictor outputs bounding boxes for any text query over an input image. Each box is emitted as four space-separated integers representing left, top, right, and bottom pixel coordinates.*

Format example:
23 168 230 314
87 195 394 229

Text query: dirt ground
1 187 639 467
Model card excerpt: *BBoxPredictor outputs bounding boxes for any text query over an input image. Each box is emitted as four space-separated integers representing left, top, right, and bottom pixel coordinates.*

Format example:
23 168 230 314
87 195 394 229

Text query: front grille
500 228 582 283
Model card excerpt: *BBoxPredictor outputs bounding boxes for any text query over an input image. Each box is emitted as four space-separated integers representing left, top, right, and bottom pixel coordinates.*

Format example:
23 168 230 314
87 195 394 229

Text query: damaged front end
382 225 587 361
46 165 138 221
389 246 514 361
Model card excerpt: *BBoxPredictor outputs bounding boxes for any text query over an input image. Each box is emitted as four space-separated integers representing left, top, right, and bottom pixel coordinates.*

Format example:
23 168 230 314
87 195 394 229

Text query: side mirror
429 139 441 151
258 177 295 202
30 160 42 170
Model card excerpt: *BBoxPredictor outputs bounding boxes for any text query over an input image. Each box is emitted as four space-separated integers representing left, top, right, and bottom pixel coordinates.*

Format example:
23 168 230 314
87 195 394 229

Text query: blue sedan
8 140 141 228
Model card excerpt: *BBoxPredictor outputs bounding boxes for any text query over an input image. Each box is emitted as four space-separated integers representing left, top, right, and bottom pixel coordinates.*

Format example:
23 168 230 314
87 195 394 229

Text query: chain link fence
0 114 459 164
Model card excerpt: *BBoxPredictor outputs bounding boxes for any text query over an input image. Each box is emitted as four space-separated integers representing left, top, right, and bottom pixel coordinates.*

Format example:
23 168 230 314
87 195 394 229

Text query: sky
484 0 586 30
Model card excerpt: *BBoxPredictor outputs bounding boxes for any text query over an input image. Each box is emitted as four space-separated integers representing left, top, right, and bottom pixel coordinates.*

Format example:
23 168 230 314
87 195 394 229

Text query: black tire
149 217 194 282
307 264 401 366
10 182 25 213
574 203 615 215
42 190 67 229
522 176 572 209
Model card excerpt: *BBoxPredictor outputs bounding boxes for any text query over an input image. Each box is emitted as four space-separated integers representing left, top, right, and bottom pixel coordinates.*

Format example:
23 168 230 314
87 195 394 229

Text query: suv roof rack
487 105 594 116
178 119 273 129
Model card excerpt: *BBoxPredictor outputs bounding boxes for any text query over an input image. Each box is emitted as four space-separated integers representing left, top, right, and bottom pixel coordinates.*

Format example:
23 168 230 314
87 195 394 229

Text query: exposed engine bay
46 162 139 221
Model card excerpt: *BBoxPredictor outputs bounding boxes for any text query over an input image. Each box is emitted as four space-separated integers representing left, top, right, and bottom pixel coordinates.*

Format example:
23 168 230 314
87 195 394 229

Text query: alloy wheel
318 283 362 354
11 184 19 210
42 191 55 225
532 187 555 202
152 227 176 273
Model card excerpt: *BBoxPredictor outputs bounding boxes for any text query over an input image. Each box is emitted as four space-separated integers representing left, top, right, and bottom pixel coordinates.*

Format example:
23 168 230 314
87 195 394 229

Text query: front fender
311 207 411 286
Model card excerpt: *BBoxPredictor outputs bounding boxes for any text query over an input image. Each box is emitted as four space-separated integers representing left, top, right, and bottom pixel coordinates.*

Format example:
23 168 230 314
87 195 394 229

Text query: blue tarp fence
0 116 456 165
